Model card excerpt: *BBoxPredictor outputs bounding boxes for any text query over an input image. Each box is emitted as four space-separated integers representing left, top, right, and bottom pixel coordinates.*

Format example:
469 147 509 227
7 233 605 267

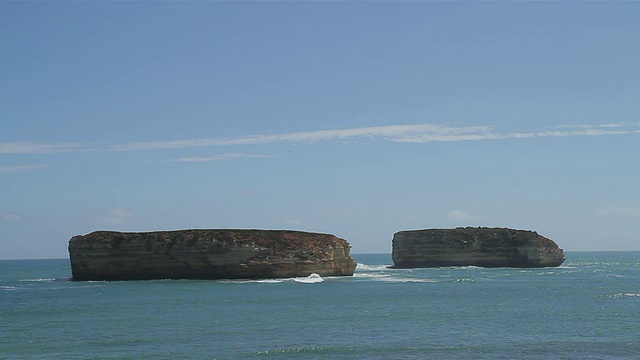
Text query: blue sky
1 2 639 259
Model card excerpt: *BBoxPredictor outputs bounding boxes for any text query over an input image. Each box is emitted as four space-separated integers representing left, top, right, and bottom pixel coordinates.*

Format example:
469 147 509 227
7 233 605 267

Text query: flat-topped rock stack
392 227 565 268
69 229 357 281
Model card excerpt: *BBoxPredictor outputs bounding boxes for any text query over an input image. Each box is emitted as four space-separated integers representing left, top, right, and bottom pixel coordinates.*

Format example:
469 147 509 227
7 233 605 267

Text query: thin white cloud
395 122 640 143
555 121 640 129
0 142 82 154
1 211 26 222
172 153 275 162
0 164 48 174
111 124 493 151
103 208 138 225
597 207 640 218
447 210 485 223
118 121 638 149
536 128 640 138
3 121 639 155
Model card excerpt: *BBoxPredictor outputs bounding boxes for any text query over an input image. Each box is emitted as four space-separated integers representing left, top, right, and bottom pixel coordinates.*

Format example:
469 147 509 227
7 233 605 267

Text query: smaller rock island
391 227 565 268
69 229 357 281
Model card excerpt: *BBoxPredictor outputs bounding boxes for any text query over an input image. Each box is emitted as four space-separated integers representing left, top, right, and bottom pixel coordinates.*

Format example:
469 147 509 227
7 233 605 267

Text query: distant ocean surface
1 252 639 359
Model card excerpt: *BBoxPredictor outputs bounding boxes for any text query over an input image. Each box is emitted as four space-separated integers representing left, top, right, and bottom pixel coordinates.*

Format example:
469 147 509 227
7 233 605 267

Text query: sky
1 2 639 259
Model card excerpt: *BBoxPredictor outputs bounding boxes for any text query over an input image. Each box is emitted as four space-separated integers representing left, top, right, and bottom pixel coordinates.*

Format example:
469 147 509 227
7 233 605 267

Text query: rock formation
68 229 357 281
391 227 565 268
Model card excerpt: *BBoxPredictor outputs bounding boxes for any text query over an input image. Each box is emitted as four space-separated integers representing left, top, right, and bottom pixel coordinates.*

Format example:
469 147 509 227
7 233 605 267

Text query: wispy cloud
394 122 640 143
0 142 83 154
3 121 639 156
0 164 48 174
447 210 488 224
597 206 640 218
111 121 640 150
535 127 640 139
554 121 640 129
110 124 487 151
103 208 138 225
172 153 276 162
1 211 26 222
82 208 142 227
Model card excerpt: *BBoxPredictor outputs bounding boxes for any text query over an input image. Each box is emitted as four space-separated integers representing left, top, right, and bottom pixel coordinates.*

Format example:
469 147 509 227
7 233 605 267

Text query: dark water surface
1 252 639 359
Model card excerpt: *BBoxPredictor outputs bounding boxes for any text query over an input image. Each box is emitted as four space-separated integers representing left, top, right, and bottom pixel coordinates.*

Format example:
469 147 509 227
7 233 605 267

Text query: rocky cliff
69 229 357 280
391 227 565 268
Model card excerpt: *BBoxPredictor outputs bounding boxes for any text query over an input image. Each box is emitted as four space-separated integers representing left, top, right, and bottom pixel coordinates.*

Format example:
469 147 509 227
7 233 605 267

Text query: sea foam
356 263 392 271
293 273 324 283
221 273 325 284
609 292 640 299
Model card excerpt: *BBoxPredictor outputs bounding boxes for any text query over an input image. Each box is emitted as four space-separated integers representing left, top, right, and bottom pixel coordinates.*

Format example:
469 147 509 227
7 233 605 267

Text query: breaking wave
255 346 337 355
252 279 283 284
353 264 439 283
293 273 324 283
356 263 391 271
221 273 325 284
18 278 70 283
19 278 57 282
608 293 640 299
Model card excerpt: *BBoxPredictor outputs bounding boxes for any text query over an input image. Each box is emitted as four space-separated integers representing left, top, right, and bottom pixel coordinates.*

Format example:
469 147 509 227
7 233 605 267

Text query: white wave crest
352 272 437 283
254 279 284 284
19 278 57 282
293 273 324 284
1 285 18 290
356 263 392 271
383 277 438 283
610 293 640 299
537 271 557 276
220 273 324 284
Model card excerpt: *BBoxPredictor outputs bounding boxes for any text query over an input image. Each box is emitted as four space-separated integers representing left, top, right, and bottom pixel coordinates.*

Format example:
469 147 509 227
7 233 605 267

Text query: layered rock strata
391 227 565 268
69 229 357 281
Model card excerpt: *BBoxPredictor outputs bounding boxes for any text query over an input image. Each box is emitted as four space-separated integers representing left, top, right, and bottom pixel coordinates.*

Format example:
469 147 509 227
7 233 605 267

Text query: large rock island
391 227 565 268
69 229 357 281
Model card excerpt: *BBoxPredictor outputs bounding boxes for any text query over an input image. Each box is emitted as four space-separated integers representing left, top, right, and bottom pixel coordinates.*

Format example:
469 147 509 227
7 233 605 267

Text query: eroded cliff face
69 229 357 280
391 227 565 268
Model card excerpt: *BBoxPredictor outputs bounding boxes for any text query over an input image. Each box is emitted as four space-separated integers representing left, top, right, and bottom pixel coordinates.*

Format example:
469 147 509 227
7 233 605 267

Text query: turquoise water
1 252 639 359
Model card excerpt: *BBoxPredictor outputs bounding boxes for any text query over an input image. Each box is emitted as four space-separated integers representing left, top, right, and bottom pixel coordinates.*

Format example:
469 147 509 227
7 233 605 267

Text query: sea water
1 252 638 359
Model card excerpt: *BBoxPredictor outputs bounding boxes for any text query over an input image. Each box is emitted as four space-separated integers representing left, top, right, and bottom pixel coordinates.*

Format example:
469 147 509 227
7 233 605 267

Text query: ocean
1 252 638 359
